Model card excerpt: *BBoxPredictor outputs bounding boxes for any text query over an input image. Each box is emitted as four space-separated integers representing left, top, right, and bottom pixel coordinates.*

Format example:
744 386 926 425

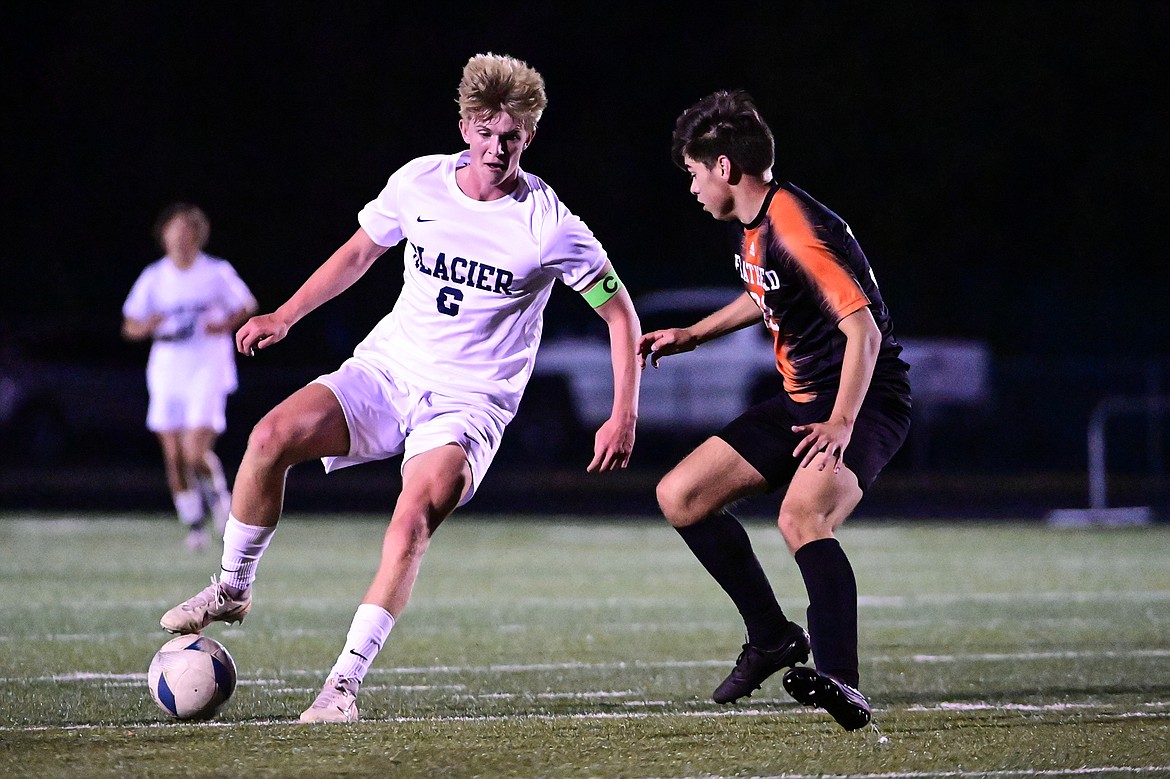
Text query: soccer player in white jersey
122 203 258 551
160 53 641 722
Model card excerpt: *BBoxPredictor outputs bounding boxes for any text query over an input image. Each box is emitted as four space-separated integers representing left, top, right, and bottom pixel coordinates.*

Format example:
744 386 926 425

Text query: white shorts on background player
316 151 611 499
122 252 257 433
147 366 232 433
314 357 508 505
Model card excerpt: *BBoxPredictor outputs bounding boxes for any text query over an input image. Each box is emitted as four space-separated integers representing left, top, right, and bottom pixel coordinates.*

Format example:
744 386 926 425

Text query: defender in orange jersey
638 90 911 731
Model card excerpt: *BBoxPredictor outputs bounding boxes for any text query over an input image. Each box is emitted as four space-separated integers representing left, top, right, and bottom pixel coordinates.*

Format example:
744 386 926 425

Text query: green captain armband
582 271 623 308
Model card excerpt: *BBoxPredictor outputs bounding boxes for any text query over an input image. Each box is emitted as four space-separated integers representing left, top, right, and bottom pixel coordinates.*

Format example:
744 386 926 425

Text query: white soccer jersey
354 151 610 412
122 253 257 395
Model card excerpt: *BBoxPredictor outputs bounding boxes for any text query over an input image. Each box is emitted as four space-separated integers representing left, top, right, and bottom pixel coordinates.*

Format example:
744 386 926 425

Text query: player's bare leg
182 428 219 487
157 429 206 548
776 461 861 553
301 444 470 723
232 383 350 527
777 462 872 730
161 384 348 633
157 430 187 499
183 427 231 535
657 437 766 529
363 443 469 616
657 437 810 703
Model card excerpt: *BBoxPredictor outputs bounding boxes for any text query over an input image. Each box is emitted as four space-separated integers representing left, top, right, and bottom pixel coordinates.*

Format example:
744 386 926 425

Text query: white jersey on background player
123 252 257 432
122 203 258 552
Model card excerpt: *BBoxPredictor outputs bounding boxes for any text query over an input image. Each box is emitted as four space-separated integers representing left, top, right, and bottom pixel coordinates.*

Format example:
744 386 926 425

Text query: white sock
328 604 396 686
174 489 204 527
218 515 276 594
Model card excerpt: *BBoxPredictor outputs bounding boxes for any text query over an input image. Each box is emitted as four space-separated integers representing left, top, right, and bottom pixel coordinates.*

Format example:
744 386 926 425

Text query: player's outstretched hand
587 415 636 473
236 313 291 356
636 328 698 369
791 417 854 473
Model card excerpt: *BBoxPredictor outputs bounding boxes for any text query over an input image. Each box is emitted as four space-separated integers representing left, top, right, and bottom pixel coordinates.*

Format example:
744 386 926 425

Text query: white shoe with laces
300 675 360 723
160 576 251 634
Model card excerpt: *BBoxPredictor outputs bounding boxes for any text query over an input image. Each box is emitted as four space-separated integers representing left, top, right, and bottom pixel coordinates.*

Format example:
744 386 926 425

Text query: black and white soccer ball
147 634 237 720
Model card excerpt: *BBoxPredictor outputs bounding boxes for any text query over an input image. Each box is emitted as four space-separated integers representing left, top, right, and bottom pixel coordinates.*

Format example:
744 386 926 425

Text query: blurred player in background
122 203 257 551
639 90 911 730
159 53 641 722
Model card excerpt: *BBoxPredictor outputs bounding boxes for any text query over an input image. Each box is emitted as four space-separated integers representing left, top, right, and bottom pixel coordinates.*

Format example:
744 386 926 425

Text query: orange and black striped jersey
734 182 907 402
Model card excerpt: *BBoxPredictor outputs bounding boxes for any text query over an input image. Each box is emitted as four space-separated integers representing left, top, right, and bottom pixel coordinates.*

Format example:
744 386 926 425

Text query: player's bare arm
637 291 760 368
236 228 388 356
792 306 881 471
586 268 640 473
121 313 165 341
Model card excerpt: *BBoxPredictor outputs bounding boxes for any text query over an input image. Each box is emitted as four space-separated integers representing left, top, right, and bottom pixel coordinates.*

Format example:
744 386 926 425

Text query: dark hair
670 90 775 177
152 202 210 250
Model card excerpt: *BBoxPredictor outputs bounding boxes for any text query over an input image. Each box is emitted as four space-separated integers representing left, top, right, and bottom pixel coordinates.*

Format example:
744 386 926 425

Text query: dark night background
2 2 1168 515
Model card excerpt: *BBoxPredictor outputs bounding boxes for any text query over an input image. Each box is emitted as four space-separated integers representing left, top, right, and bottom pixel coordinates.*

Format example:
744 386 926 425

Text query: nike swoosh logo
416 216 436 222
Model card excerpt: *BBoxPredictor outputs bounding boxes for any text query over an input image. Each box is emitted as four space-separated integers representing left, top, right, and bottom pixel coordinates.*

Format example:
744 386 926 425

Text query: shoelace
183 576 226 612
313 683 354 709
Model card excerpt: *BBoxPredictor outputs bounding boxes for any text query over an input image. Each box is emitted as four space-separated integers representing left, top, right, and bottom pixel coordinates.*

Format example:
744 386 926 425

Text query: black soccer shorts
717 385 911 493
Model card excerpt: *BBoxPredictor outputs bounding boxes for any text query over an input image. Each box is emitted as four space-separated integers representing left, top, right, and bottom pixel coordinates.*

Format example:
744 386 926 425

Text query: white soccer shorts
313 356 509 506
146 370 229 433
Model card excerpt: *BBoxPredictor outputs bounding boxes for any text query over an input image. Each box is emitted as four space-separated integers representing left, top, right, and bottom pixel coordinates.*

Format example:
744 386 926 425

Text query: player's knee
384 506 437 561
778 503 830 552
656 472 702 528
245 411 299 467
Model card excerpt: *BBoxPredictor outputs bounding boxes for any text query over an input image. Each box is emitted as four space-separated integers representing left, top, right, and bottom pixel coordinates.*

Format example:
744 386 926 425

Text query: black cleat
782 666 872 731
712 622 811 704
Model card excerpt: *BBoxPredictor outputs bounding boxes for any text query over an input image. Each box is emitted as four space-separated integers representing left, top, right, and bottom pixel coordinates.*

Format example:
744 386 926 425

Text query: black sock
794 537 859 688
676 510 789 647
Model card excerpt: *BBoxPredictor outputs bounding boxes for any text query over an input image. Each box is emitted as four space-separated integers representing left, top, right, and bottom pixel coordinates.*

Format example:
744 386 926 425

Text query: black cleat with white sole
782 666 872 731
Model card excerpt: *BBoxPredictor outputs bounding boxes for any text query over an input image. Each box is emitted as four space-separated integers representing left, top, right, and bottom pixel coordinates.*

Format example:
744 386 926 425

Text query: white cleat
160 576 251 634
300 675 360 723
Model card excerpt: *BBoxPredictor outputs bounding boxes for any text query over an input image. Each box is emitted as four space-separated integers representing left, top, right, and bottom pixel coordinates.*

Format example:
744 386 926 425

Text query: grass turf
1 513 1168 777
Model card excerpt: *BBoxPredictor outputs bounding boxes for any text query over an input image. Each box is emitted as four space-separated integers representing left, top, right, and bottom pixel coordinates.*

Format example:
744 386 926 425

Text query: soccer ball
147 634 237 720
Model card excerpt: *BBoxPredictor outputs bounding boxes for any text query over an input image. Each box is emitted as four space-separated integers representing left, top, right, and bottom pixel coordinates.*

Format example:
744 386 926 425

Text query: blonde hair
456 53 547 133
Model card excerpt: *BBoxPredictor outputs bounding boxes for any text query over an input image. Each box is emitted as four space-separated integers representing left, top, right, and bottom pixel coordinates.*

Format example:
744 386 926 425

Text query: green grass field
1 513 1168 778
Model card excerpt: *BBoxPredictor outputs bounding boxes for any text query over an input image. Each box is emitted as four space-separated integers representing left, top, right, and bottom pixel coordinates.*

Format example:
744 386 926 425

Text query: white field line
0 708 774 734
7 617 1170 644
899 649 1170 663
855 591 1170 607
369 649 1170 675
8 610 1170 643
4 702 1170 735
667 768 1170 778
8 589 1170 614
7 647 1170 684
409 591 1170 608
864 617 1170 629
908 701 1170 712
